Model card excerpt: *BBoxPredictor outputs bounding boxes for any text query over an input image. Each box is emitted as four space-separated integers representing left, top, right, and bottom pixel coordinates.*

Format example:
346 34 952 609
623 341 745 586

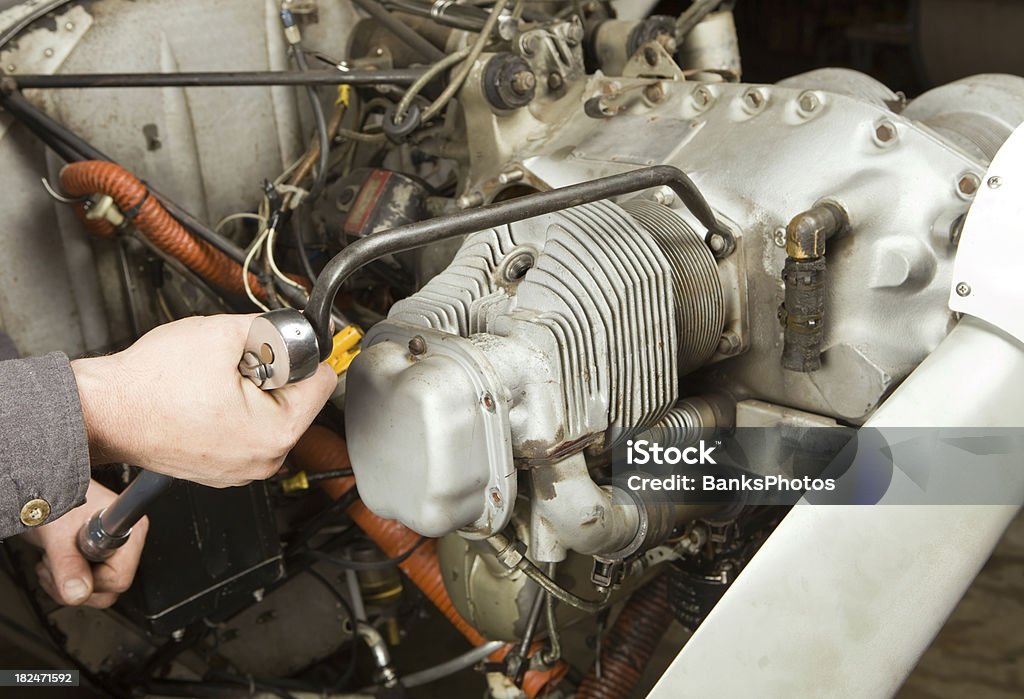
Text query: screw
987 175 1002 189
547 72 564 91
652 186 675 206
717 331 741 355
490 488 503 506
408 335 427 356
691 86 713 110
743 89 764 111
511 70 536 95
773 228 787 247
955 282 971 297
958 173 980 196
874 120 897 144
481 392 496 412
797 91 819 113
644 83 664 103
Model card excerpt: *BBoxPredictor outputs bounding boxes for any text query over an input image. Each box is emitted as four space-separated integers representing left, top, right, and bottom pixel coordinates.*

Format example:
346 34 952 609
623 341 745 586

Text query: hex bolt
955 282 972 297
958 173 980 196
797 91 819 114
408 335 427 356
717 331 741 355
481 392 496 412
547 72 564 91
987 175 1002 189
511 70 536 95
874 120 897 145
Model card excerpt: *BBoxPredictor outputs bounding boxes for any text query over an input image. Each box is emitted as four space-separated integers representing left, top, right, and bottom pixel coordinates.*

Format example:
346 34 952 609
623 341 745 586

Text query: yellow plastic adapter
327 325 363 375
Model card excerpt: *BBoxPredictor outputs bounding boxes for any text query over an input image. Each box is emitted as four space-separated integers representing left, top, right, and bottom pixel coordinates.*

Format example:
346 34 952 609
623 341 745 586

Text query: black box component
116 480 283 636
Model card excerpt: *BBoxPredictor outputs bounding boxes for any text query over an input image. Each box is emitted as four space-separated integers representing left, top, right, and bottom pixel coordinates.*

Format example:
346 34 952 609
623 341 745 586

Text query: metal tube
401 641 505 688
77 471 173 562
305 165 728 358
350 0 447 63
9 68 427 90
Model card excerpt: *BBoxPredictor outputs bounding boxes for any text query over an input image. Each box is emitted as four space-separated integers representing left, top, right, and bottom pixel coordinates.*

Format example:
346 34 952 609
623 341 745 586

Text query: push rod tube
305 165 730 359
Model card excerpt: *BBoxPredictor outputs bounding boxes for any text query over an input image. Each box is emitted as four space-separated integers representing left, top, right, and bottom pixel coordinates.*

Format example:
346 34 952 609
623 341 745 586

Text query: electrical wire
419 0 509 123
392 46 473 124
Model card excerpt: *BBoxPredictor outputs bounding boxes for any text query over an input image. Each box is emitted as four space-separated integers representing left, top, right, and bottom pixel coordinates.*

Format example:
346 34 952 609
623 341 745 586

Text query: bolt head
481 392 496 412
547 72 564 91
408 335 427 356
874 120 897 145
797 91 819 113
958 173 980 196
643 45 659 67
511 70 536 95
955 282 972 297
644 83 664 103
691 86 713 110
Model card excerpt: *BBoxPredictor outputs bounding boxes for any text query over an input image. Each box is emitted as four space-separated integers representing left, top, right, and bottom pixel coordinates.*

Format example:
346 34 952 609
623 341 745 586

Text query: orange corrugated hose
291 425 568 697
58 161 261 296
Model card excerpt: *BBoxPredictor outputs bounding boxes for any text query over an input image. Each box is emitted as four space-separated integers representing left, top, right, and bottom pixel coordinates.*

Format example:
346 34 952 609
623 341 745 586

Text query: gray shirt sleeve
0 352 90 539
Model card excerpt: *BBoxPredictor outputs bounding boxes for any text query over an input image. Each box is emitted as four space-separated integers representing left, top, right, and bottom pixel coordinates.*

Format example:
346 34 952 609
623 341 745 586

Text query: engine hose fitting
780 202 848 372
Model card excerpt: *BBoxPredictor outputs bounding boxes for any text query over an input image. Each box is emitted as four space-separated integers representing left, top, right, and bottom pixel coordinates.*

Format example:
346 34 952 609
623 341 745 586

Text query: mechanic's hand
21 480 147 608
71 314 336 487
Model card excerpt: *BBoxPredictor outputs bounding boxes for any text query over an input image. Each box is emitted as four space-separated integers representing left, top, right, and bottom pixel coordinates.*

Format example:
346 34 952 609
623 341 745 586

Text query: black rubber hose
304 165 728 358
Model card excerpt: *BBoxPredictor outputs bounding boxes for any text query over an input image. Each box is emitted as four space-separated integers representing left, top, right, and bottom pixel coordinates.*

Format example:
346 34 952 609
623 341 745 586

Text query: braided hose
291 426 568 697
576 573 672 699
59 161 260 295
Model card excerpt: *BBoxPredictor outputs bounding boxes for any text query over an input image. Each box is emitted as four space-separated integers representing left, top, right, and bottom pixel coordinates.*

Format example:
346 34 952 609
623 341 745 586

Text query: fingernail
62 578 89 603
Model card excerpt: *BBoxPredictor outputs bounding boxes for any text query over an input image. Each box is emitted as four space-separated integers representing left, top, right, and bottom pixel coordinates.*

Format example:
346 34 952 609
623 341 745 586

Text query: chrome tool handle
239 309 321 390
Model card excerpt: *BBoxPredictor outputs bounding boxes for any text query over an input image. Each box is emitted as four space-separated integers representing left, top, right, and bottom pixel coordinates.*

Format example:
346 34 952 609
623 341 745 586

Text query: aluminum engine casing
346 200 723 538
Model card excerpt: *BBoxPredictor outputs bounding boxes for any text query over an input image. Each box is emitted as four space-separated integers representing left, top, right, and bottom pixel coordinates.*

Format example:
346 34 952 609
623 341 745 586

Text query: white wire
266 224 308 292
215 211 267 233
242 226 272 312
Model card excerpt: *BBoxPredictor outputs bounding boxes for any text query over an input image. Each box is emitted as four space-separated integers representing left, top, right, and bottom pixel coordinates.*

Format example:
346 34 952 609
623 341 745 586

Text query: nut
874 120 897 145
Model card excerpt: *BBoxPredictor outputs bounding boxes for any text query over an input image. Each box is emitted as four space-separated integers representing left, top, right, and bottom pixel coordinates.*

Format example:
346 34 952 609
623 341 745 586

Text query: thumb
42 542 95 606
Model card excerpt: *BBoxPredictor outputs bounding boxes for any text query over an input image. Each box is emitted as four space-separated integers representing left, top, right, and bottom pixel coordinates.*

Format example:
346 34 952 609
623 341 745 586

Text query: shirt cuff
0 352 91 539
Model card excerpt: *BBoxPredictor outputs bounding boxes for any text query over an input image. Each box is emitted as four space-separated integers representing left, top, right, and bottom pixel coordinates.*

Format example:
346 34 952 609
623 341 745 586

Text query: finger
40 540 95 607
83 592 120 609
92 516 149 595
277 363 337 420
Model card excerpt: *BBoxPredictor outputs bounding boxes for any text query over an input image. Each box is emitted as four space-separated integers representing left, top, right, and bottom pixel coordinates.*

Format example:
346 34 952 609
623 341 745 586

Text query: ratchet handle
239 309 321 390
76 471 173 563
